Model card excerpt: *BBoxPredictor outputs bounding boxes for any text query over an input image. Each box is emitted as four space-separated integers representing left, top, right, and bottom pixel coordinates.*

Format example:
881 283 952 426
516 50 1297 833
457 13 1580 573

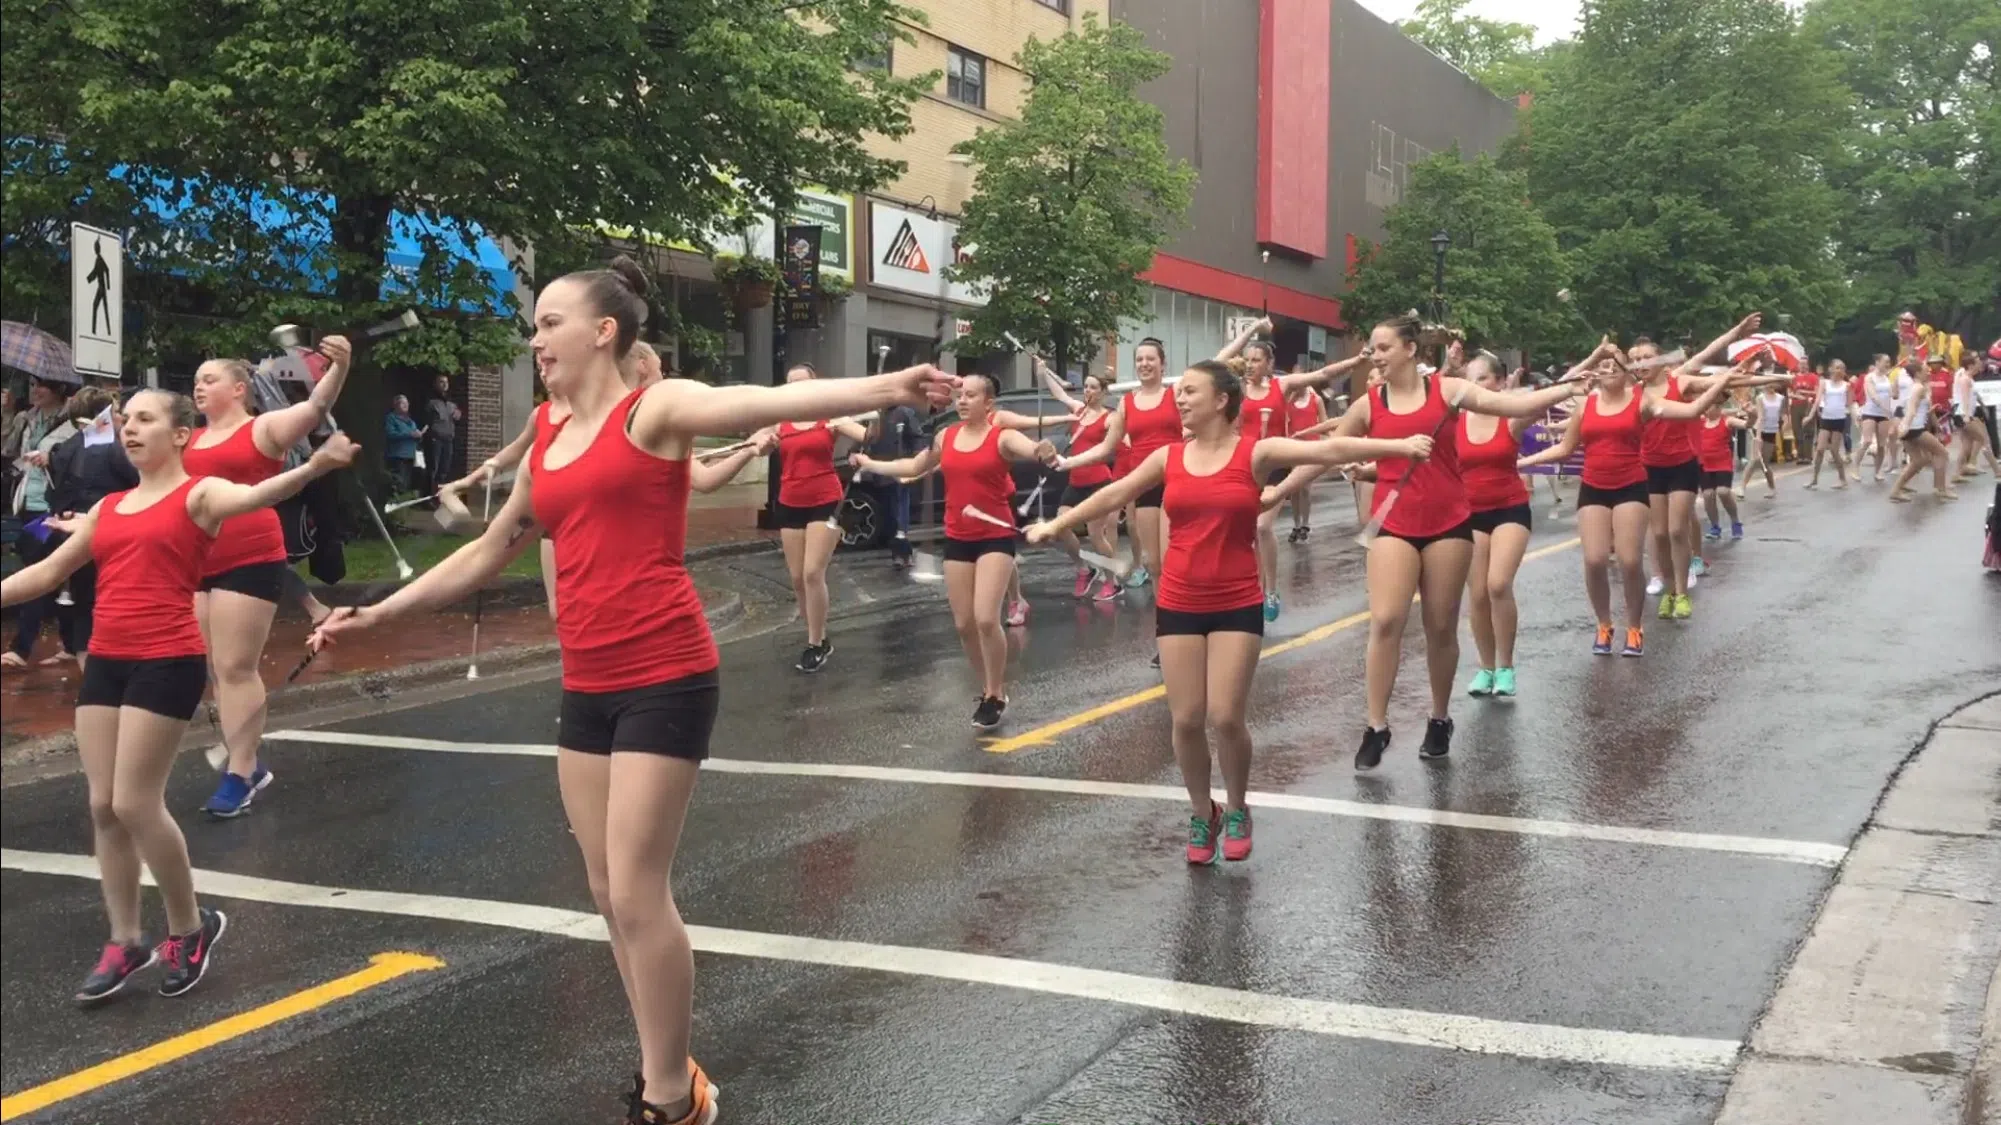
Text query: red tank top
1158 438 1263 613
1239 380 1284 439
529 390 717 693
1285 392 1324 438
940 423 1016 542
182 422 287 575
1367 377 1470 537
1459 415 1528 512
89 478 212 660
1697 417 1735 472
775 421 843 507
1641 378 1697 467
1580 391 1647 488
1068 411 1112 486
1121 385 1181 459
1111 438 1134 480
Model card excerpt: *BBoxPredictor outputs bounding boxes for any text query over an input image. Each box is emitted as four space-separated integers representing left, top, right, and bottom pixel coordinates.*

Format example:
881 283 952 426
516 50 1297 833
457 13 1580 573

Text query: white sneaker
1646 576 1666 596
1687 571 1699 590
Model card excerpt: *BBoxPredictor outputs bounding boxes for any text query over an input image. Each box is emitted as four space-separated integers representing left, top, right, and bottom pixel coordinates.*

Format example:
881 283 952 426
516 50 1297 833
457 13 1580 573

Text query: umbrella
1 321 80 384
1727 332 1807 372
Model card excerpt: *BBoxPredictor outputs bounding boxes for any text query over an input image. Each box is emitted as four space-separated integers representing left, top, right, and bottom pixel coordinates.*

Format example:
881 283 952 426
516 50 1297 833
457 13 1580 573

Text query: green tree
1343 150 1573 354
1397 0 1545 98
1 0 928 471
1515 0 1853 344
1804 0 2000 351
949 14 1194 378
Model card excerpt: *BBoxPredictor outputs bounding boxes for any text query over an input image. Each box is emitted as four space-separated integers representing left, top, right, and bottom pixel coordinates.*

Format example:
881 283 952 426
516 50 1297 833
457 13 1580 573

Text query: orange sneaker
625 1061 719 1125
1622 627 1645 657
1592 623 1615 655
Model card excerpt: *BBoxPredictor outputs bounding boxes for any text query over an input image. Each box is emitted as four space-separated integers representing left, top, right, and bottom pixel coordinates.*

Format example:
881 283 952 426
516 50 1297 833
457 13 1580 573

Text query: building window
947 46 986 108
1031 0 1068 11
852 38 892 73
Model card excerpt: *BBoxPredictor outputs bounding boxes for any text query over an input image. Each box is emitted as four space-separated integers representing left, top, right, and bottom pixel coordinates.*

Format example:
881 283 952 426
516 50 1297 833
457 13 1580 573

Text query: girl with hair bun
3 389 357 1005
185 335 354 817
312 255 955 1125
1030 359 1425 862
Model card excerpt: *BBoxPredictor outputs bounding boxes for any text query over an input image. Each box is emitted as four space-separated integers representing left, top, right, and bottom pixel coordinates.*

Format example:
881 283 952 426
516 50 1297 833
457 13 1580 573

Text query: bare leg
77 706 141 943
1465 532 1497 671
972 553 1015 698
799 521 839 645
603 753 703 1118
1206 632 1261 809
1667 489 1696 594
1612 502 1652 626
1363 537 1422 729
944 561 986 691
109 707 201 935
1158 634 1212 813
557 750 638 1018
1255 507 1280 596
198 589 278 778
1485 522 1531 668
1133 507 1165 577
1415 538 1472 719
1578 504 1614 626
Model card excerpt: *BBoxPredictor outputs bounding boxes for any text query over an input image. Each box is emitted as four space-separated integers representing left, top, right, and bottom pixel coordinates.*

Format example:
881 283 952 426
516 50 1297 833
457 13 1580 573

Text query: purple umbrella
1 321 80 384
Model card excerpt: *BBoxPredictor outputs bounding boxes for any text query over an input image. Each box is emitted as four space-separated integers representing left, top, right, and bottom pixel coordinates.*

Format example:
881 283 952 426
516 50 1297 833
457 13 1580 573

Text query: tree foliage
1397 0 1547 98
1514 0 1853 344
0 0 929 376
1344 150 1573 353
949 14 1194 375
1804 0 2000 351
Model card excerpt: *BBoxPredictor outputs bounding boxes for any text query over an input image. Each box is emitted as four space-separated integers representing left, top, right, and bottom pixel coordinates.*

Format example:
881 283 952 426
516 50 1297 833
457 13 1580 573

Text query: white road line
267 729 1849 867
0 848 1741 1073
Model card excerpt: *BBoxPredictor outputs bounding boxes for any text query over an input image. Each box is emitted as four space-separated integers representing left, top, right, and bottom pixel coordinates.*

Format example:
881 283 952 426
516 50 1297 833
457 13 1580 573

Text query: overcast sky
1354 0 1584 45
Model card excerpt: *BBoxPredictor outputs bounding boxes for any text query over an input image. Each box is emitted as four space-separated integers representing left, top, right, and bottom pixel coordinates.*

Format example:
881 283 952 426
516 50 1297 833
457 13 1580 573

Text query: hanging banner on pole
781 224 823 329
71 222 123 379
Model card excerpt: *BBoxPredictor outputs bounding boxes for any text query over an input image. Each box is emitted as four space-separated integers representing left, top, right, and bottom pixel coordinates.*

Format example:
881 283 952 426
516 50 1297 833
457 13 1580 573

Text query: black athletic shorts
558 668 719 759
943 536 1016 564
1059 482 1106 508
77 654 208 720
198 560 287 603
1134 483 1166 510
1903 424 1936 443
1645 459 1702 495
1156 603 1265 638
774 500 839 530
1701 470 1735 490
1380 518 1474 552
1468 503 1532 534
1578 481 1651 509
1819 417 1850 434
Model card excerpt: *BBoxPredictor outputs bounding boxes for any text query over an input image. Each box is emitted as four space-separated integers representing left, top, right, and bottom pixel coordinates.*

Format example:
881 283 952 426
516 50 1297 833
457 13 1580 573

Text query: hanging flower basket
713 253 782 313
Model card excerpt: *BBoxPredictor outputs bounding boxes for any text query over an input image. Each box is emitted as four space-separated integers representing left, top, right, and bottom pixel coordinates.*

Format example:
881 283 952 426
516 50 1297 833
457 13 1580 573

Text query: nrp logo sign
867 200 986 306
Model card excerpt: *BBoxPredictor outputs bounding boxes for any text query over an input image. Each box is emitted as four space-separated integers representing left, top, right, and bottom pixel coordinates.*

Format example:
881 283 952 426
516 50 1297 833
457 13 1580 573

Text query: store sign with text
868 201 987 306
593 187 853 280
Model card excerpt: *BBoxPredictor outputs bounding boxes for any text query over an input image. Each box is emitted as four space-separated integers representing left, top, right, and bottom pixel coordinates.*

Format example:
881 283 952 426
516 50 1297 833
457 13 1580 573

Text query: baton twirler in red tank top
775 421 844 508
1366 377 1469 538
530 390 716 693
1158 438 1263 613
89 478 213 660
1458 415 1528 513
940 423 1016 542
1580 392 1647 489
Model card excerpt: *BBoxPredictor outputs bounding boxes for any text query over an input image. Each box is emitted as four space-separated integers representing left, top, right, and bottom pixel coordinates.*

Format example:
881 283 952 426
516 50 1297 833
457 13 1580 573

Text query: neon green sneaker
1493 667 1517 697
1658 593 1675 619
1467 669 1496 697
1672 593 1692 620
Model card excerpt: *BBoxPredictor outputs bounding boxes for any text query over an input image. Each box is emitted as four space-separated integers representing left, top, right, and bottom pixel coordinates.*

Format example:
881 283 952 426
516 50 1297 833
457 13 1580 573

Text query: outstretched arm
191 434 360 525
0 506 98 606
1276 349 1371 396
1056 408 1129 470
1449 377 1585 419
1030 449 1168 539
254 336 354 456
690 430 776 492
630 364 955 444
853 431 942 481
1676 313 1762 377
1517 408 1583 468
1216 317 1272 361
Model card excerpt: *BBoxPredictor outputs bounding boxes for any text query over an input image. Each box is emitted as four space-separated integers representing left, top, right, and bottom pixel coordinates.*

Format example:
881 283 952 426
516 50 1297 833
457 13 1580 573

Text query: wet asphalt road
4 477 1998 1125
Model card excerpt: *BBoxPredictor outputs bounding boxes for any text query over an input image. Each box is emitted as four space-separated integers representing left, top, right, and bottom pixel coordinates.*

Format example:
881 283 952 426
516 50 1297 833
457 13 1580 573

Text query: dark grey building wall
1114 0 1518 307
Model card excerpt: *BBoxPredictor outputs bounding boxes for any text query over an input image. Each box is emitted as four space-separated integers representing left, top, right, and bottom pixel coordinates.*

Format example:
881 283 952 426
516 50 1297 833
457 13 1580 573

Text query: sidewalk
1717 693 2001 1125
2 484 775 757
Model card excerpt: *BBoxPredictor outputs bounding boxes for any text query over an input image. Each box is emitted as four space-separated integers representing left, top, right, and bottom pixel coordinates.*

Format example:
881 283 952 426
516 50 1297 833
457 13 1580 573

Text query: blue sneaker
1705 524 1722 541
202 767 272 819
1263 592 1281 622
1729 522 1744 540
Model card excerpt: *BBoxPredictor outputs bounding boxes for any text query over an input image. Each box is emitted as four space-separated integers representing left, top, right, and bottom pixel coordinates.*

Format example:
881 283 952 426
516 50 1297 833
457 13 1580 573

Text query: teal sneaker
1467 669 1496 697
1492 667 1517 697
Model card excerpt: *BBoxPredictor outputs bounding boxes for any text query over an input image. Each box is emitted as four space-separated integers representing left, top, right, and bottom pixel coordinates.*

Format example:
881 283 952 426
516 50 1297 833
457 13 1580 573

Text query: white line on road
0 848 1742 1073
266 729 1848 867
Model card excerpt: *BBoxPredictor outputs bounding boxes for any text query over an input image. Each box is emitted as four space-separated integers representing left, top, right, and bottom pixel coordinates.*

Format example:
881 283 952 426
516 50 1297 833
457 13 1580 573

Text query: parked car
831 388 1086 551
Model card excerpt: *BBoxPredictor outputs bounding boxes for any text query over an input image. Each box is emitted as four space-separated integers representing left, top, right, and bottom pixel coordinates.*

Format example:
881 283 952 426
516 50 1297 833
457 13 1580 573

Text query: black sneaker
1150 652 1162 671
972 695 1004 730
158 907 226 997
77 940 155 1004
1354 726 1392 771
796 641 831 673
1419 717 1454 761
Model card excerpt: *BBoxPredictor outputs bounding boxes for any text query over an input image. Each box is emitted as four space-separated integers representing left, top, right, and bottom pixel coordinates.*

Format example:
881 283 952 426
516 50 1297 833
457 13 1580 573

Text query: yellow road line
985 536 1585 753
1 951 443 1121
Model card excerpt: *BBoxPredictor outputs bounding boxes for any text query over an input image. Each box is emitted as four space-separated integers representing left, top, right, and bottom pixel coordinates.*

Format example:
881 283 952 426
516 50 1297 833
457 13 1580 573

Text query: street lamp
1430 230 1450 325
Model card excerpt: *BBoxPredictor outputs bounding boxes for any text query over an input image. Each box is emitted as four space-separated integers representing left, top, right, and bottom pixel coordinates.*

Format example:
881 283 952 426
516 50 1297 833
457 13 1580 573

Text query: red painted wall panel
1257 0 1332 259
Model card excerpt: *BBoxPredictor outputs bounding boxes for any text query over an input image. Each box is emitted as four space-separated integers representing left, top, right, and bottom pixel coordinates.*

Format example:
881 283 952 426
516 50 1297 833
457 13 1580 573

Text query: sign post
71 222 123 380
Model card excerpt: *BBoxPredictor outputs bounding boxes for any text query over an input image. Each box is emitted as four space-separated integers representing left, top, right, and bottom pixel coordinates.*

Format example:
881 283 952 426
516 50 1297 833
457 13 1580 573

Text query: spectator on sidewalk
43 385 136 661
422 373 460 495
384 394 421 494
5 378 76 669
865 401 928 563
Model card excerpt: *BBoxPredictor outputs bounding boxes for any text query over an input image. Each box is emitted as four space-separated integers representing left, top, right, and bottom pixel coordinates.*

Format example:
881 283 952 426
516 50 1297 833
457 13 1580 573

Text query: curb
0 592 744 772
1716 691 2001 1125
